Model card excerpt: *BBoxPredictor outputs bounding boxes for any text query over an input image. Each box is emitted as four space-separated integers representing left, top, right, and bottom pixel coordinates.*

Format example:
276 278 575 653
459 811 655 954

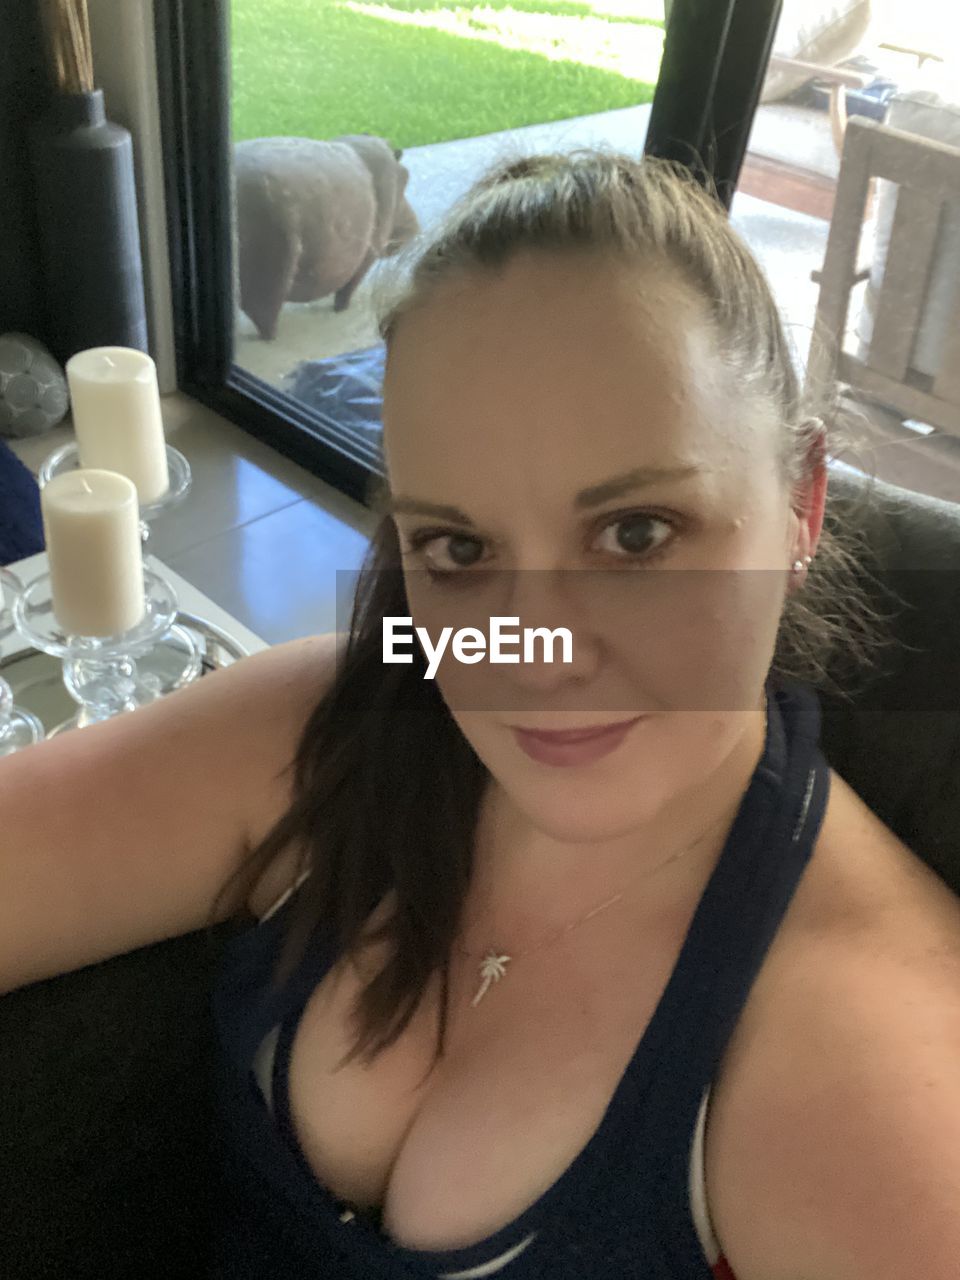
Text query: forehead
382 251 762 503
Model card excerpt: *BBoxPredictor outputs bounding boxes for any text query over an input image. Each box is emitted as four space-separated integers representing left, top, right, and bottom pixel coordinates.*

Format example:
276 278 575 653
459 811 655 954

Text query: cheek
580 567 784 712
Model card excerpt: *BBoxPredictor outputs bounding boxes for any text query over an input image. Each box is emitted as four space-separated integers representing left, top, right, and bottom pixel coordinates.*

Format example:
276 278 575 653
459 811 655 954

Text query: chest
279 903 724 1256
256 784 875 1272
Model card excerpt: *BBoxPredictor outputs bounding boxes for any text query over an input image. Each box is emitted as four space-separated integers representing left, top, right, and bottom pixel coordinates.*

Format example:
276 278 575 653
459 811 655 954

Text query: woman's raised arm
0 632 339 994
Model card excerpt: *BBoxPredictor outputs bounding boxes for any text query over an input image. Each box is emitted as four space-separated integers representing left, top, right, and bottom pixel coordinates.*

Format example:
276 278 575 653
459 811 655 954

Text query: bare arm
0 632 340 994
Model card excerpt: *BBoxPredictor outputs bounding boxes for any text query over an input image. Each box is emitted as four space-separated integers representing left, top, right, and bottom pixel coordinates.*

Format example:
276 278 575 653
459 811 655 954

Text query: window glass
230 0 667 449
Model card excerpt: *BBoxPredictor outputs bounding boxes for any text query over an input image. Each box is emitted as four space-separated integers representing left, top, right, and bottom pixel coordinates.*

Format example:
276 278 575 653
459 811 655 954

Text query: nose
419 567 626 717
496 568 600 694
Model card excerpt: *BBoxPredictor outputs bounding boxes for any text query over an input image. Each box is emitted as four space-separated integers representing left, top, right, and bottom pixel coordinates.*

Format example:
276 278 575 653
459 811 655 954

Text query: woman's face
381 250 825 845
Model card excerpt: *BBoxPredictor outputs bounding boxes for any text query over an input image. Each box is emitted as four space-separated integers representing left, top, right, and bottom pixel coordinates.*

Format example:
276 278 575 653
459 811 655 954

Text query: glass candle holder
38 441 192 544
0 675 47 755
12 566 203 732
0 567 47 753
0 565 24 645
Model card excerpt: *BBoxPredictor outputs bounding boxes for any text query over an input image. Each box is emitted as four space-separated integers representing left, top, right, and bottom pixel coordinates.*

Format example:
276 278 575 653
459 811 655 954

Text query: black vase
29 88 148 365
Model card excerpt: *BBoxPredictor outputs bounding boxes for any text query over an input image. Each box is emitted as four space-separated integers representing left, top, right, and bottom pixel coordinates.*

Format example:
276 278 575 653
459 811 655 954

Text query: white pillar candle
40 470 145 638
66 347 170 505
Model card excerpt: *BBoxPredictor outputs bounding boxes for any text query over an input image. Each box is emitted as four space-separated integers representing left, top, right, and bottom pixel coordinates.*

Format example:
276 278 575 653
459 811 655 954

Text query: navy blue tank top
209 671 831 1278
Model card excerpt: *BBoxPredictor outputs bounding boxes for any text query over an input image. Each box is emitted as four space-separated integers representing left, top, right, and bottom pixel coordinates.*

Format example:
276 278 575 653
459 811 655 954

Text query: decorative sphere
0 332 70 439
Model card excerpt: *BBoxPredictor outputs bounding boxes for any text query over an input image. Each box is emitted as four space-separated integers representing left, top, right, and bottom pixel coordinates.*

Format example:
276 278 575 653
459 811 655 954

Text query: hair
209 147 900 1077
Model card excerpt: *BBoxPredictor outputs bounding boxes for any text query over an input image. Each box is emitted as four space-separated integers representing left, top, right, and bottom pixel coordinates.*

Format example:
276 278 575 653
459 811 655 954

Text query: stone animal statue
234 133 419 340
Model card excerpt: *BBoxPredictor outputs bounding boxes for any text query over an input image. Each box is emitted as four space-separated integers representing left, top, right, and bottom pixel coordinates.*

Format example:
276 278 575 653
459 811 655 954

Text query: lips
510 715 645 767
508 717 642 743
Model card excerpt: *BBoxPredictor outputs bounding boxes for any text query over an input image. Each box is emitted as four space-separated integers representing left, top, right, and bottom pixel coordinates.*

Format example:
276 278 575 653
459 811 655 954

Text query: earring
791 555 813 574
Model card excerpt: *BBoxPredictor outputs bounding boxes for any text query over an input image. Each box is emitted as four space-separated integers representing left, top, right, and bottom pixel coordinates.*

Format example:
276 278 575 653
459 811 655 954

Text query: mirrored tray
0 611 251 736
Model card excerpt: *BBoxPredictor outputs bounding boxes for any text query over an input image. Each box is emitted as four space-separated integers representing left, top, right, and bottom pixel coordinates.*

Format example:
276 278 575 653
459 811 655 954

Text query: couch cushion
0 435 45 566
818 467 960 896
0 922 243 1280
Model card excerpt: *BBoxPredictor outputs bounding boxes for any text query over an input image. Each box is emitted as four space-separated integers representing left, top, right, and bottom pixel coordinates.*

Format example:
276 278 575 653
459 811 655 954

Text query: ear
394 147 403 160
794 419 828 561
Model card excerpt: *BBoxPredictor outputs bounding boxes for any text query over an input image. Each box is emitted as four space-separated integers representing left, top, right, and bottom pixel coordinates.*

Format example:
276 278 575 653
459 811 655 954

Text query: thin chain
455 828 702 965
455 689 769 997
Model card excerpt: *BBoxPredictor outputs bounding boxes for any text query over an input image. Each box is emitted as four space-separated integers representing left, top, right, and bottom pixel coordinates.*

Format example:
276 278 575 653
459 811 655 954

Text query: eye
400 512 679 579
399 528 488 578
592 512 676 564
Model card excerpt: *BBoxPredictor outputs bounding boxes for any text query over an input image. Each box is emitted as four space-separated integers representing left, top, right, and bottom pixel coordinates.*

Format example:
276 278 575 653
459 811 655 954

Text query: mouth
508 715 647 767
506 715 644 743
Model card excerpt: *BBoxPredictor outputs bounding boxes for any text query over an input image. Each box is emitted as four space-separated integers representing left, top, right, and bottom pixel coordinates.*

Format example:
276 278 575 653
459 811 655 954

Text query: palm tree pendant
471 950 511 1006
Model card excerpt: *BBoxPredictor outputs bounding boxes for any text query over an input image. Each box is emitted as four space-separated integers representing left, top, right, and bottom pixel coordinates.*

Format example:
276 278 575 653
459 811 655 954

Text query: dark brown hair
209 148 893 1075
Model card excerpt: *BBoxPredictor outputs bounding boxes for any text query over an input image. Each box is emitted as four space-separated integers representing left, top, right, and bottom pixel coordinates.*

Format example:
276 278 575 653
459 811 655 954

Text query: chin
489 760 670 841
514 800 653 845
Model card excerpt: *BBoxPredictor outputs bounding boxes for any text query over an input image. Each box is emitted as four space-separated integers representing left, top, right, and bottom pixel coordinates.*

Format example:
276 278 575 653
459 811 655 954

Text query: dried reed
40 0 95 95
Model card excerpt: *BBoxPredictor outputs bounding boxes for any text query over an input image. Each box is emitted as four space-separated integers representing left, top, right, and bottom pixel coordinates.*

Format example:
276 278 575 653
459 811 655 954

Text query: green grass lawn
231 0 665 149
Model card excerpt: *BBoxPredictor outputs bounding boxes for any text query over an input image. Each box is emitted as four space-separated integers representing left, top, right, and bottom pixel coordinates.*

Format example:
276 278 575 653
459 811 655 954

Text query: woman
4 151 959 1279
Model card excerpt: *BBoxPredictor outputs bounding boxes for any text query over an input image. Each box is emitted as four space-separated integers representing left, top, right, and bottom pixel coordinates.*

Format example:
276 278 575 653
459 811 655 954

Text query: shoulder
706 768 960 1280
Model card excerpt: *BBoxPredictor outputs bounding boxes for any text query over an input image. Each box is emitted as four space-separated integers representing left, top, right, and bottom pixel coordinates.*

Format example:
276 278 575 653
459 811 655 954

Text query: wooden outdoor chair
805 113 960 436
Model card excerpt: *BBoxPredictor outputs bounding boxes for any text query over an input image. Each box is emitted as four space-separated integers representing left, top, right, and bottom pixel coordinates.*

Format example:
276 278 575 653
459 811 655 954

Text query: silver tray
0 610 251 736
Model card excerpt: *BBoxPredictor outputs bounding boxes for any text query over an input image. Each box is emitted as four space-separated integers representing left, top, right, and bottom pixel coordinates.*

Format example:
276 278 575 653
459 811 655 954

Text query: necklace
456 689 769 1007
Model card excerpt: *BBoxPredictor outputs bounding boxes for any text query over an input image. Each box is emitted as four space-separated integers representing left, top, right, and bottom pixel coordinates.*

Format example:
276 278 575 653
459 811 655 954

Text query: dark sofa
1 467 959 1279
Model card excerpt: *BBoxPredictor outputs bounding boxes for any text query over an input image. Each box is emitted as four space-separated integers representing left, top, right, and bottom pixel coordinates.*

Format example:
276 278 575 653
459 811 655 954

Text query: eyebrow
383 464 703 524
